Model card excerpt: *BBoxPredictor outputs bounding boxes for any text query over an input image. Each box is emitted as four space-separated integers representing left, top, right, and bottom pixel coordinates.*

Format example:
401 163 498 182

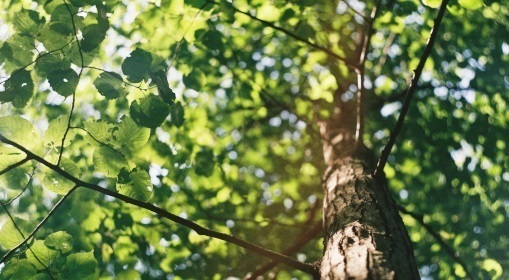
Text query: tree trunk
318 102 419 279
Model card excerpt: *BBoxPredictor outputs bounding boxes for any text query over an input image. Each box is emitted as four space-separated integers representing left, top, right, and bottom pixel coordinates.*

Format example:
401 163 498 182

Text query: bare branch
374 0 450 176
0 134 318 277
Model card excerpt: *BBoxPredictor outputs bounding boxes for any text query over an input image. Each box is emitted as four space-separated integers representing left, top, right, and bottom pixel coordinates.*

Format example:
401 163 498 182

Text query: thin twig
0 157 29 177
206 0 356 70
0 186 77 265
374 0 450 176
58 0 84 166
0 134 318 277
355 0 381 145
398 206 474 279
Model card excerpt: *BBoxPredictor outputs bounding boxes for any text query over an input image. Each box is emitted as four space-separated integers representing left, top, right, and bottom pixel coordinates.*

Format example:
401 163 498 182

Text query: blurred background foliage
0 0 508 279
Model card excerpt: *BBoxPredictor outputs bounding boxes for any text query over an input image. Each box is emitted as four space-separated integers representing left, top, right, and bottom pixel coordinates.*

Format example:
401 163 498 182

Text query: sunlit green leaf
44 116 76 148
422 0 442 8
13 9 45 35
116 169 153 202
115 116 151 152
0 218 31 249
44 231 74 253
84 120 115 144
458 0 483 10
42 157 81 194
26 240 59 270
1 259 37 279
93 146 127 177
61 251 98 280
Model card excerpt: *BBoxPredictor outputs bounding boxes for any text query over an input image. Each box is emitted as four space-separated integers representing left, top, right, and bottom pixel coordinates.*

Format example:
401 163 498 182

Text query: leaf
84 120 115 144
116 169 153 202
93 146 127 177
121 48 153 83
13 9 45 35
1 259 37 279
458 0 483 10
116 268 141 280
26 240 59 270
0 165 29 190
0 218 31 249
130 96 170 128
195 148 215 177
0 69 34 108
49 4 76 35
482 259 503 279
115 116 151 152
170 102 185 128
0 35 34 70
42 157 81 194
0 116 40 151
149 70 175 104
61 251 98 280
422 0 442 8
48 69 79 97
93 71 125 99
81 24 108 52
35 53 71 76
44 231 74 253
37 26 72 50
44 116 76 148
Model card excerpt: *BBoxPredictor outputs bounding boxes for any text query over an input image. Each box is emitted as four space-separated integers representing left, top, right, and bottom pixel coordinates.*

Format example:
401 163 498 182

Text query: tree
0 0 507 278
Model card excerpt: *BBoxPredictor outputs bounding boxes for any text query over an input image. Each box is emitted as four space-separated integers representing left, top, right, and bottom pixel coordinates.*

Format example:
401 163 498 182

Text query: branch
245 220 322 279
0 157 29 177
398 206 474 279
206 0 357 70
355 0 382 144
0 186 78 266
374 0 450 176
0 134 318 277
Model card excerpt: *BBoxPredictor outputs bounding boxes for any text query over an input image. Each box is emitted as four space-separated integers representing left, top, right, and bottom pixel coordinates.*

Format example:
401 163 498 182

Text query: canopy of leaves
0 0 508 279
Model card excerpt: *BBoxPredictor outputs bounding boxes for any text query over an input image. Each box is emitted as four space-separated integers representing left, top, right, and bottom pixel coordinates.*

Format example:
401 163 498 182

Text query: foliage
0 0 508 279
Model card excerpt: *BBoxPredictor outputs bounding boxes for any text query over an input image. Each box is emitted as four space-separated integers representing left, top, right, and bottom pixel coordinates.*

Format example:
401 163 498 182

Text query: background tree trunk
318 101 419 279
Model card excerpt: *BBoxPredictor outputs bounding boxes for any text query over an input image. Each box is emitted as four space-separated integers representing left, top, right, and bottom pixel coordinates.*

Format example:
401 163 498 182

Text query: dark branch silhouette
0 133 318 277
374 0 450 176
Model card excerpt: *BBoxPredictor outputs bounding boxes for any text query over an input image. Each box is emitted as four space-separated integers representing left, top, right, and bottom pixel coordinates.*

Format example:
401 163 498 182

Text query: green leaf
0 218 31 249
116 268 141 280
0 69 34 108
84 120 115 144
0 35 34 70
296 23 315 40
35 53 71 76
26 240 59 270
116 169 153 202
48 69 79 97
195 148 215 177
93 146 127 177
13 9 45 35
115 117 151 152
130 96 170 128
37 26 72 50
149 70 175 104
44 231 74 253
50 4 76 35
121 48 153 83
1 259 37 279
0 116 40 151
42 157 81 194
61 251 98 280
93 71 125 99
422 0 442 8
0 164 29 190
458 0 483 10
170 102 185 128
81 24 108 52
44 116 76 148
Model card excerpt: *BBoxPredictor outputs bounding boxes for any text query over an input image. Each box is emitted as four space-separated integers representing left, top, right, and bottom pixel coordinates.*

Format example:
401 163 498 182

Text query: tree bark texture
318 102 419 279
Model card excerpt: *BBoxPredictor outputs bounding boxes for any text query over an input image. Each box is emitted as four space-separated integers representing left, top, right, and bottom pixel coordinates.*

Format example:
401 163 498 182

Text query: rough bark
318 102 419 279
